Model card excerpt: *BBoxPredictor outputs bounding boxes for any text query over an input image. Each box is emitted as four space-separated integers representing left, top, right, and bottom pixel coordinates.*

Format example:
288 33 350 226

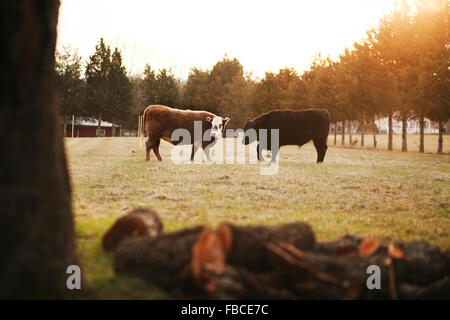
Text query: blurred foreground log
114 226 204 292
102 208 163 251
224 222 315 271
109 209 450 299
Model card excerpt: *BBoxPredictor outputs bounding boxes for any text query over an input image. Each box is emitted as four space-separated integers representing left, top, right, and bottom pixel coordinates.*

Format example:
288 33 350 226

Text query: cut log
393 241 450 286
102 208 163 252
112 221 315 295
398 277 450 299
111 220 449 299
114 226 204 290
223 222 316 271
316 235 363 256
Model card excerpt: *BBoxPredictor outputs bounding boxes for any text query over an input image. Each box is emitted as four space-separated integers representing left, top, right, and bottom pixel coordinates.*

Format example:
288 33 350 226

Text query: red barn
65 119 121 137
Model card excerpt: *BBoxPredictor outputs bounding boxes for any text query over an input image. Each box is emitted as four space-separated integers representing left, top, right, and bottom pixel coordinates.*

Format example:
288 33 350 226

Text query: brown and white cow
141 105 230 162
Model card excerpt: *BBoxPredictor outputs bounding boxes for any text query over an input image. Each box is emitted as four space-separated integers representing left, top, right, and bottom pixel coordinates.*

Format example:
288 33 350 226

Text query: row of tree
302 0 449 153
55 0 448 152
56 38 133 137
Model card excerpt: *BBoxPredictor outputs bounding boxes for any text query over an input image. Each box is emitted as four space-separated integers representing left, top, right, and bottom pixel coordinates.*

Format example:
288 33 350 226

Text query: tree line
56 0 448 152
56 38 133 137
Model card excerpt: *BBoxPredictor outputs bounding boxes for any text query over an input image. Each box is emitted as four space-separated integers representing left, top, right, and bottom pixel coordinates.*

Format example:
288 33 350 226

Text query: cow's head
206 116 230 139
242 118 259 145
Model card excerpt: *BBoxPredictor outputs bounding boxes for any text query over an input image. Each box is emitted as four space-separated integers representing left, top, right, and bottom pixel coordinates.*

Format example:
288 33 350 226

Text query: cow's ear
223 117 230 126
206 116 212 123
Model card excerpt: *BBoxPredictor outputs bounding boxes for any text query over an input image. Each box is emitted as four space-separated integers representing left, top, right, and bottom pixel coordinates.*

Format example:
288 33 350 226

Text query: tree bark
419 116 425 153
341 121 346 145
402 116 407 152
388 113 393 151
0 0 77 298
333 122 337 145
437 121 444 154
372 119 377 148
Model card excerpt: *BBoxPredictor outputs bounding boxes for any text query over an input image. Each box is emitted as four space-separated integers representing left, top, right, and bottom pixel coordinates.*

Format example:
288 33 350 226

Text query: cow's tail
139 109 147 149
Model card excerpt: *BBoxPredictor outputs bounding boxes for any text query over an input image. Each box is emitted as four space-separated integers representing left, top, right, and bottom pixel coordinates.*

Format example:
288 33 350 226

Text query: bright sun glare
57 0 401 79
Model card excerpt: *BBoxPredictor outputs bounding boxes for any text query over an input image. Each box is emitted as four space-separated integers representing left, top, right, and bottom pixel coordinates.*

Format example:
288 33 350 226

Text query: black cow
242 109 330 163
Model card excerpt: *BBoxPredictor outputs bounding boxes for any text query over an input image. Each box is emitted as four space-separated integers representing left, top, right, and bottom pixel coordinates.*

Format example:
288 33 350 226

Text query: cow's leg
152 139 162 161
313 139 328 163
190 144 198 161
270 147 279 163
145 138 153 162
256 144 265 162
265 142 280 163
202 140 215 163
203 145 212 162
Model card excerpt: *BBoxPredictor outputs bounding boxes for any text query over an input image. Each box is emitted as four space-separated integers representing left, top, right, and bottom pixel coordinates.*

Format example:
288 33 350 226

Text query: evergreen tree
141 65 180 108
108 48 132 136
55 47 85 137
85 37 111 136
209 55 244 115
182 67 211 110
156 68 180 107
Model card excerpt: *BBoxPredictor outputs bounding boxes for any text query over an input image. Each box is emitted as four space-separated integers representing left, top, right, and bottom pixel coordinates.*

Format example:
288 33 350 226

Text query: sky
56 0 401 80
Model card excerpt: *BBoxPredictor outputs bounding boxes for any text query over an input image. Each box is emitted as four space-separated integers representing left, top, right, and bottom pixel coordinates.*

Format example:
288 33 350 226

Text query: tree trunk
341 121 346 145
437 121 444 154
0 0 77 298
97 114 102 137
388 113 393 151
373 119 377 148
419 116 425 153
348 121 353 145
402 117 407 152
334 122 337 145
360 120 365 147
63 115 67 137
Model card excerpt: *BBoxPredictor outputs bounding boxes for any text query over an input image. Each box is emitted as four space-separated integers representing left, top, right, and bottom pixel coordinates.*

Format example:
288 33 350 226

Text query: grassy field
65 135 450 299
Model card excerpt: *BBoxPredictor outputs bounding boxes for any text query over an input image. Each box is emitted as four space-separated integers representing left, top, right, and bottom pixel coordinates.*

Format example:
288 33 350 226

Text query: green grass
65 136 450 299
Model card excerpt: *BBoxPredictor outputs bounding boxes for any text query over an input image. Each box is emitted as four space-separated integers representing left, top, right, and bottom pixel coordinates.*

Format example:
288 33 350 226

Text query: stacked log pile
105 209 450 299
